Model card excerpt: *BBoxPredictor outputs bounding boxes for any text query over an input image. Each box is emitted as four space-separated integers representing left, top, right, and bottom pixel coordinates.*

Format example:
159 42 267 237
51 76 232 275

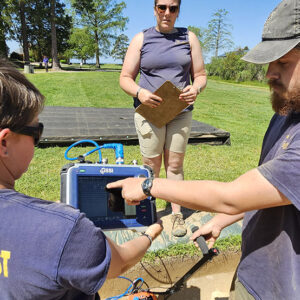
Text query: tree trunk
215 20 221 57
0 11 8 58
94 30 100 68
19 0 30 64
50 0 61 70
0 35 8 58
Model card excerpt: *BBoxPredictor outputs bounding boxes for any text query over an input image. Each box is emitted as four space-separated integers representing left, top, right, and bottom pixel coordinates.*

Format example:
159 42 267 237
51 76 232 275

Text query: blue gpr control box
60 163 157 231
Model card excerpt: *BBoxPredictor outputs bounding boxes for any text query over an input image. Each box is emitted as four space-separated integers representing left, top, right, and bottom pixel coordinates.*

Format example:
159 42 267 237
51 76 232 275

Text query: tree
50 0 60 70
7 0 33 62
0 1 11 58
19 0 30 63
27 0 72 62
206 9 234 57
66 27 96 63
110 33 129 63
72 0 128 68
7 0 71 63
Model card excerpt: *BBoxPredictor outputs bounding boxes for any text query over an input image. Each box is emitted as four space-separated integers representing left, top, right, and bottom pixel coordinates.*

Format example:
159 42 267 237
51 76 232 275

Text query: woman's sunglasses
14 122 44 146
156 4 179 14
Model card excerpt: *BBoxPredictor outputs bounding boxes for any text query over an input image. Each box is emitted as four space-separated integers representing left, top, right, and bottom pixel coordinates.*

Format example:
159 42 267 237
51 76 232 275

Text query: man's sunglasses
14 122 44 146
156 4 179 14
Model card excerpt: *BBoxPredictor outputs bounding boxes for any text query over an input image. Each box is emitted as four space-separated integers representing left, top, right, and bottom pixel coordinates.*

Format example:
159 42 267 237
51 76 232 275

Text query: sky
7 0 282 63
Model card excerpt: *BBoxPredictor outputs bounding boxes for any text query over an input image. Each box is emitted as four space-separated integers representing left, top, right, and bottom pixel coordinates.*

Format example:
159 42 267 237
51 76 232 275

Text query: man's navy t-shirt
238 112 300 299
0 190 111 299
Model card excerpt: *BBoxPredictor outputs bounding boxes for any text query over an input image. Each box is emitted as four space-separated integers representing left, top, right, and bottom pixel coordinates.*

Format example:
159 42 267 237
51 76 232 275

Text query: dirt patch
101 207 241 300
99 251 241 300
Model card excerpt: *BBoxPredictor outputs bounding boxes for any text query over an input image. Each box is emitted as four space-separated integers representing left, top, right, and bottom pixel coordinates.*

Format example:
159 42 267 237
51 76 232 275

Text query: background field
16 70 273 212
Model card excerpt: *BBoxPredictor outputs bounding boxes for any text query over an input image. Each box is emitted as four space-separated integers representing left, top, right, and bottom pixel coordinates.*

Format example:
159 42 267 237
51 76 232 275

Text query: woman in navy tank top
120 0 207 237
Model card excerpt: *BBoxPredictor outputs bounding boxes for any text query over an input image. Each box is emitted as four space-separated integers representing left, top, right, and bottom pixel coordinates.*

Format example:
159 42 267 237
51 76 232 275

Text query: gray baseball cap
242 0 300 64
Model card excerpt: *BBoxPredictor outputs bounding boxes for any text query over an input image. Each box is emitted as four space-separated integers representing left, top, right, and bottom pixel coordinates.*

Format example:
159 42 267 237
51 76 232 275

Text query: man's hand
190 219 222 249
190 213 244 250
106 177 147 205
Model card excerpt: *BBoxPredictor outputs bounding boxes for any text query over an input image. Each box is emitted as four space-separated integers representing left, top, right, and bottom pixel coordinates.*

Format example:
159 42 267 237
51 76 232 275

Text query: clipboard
135 81 188 128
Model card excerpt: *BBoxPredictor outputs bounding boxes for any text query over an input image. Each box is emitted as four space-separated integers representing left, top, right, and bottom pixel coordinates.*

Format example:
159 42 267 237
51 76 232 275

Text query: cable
64 139 102 162
101 143 124 164
105 276 135 300
105 276 149 300
64 140 125 164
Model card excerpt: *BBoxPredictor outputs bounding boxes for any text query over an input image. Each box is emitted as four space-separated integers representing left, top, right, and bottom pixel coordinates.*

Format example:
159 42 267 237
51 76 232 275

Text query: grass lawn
18 71 272 204
15 70 273 254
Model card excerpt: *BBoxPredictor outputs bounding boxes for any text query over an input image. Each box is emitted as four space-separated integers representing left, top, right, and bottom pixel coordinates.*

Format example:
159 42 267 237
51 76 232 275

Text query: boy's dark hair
0 59 44 131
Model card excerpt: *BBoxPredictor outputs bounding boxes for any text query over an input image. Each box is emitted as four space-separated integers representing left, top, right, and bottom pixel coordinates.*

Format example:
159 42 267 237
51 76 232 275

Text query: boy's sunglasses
156 4 179 14
14 122 44 146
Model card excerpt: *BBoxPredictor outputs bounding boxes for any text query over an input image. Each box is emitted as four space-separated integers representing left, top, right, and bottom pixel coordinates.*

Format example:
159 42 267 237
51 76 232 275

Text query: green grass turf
18 71 272 211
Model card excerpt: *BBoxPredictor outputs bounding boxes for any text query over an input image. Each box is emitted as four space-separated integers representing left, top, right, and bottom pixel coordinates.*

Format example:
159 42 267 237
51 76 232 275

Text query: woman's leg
163 149 184 212
164 111 192 237
134 111 165 175
163 149 187 237
142 154 162 178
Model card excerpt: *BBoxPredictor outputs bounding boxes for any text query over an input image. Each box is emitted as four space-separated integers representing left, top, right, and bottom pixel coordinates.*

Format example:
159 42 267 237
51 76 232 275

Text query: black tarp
39 106 230 146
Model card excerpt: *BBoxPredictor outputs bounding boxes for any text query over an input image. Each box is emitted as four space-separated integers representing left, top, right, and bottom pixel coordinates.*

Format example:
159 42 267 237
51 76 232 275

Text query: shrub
206 49 266 82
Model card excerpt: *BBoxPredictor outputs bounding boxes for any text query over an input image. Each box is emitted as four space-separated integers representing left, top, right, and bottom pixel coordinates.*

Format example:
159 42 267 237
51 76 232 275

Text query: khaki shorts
134 111 192 158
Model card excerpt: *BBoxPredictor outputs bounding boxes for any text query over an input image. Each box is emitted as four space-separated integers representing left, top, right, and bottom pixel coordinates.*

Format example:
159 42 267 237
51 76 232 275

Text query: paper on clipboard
135 81 188 128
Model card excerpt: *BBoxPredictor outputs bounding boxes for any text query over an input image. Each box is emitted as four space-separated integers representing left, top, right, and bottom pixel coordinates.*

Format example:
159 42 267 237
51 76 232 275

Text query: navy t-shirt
238 112 300 299
0 190 111 299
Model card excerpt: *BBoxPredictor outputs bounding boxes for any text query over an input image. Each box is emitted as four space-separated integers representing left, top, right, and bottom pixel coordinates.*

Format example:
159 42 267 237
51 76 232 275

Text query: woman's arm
189 31 207 91
120 32 162 108
119 32 143 97
179 31 207 104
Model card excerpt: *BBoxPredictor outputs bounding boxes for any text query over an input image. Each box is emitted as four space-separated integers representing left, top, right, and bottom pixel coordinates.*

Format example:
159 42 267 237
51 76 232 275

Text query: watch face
142 178 153 196
144 178 151 188
142 179 149 190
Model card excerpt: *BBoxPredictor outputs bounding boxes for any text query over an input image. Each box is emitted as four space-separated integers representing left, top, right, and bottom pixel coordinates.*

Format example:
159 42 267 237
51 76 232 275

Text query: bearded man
107 0 300 299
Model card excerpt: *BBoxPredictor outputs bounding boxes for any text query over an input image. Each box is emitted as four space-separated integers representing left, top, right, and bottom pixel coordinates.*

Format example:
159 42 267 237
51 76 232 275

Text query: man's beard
268 79 300 115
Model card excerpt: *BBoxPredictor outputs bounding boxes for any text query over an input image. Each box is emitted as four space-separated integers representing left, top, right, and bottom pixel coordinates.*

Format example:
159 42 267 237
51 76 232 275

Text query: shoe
171 212 187 237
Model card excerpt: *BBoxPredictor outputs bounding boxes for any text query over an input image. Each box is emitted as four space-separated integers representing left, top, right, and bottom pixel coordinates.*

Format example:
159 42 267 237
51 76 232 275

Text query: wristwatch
197 86 202 95
141 177 153 196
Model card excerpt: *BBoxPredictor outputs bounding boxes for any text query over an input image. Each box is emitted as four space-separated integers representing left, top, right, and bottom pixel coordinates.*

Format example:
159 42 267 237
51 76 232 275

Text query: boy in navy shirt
0 59 162 300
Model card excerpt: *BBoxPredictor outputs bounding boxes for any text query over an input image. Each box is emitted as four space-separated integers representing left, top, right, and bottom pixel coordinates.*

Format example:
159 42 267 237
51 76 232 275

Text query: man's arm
107 168 291 215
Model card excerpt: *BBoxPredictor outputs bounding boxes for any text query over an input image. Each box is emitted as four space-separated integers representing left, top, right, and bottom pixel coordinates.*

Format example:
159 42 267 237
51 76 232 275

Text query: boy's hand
145 219 163 241
106 178 147 205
